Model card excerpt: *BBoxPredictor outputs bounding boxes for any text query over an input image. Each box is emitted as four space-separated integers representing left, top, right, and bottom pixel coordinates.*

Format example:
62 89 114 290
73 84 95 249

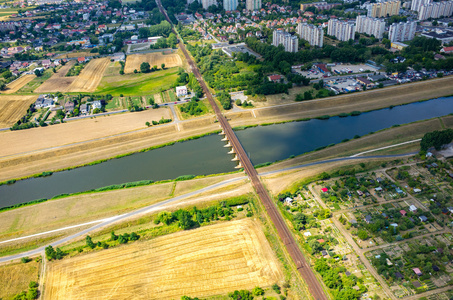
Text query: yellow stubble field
2 75 36 94
44 219 282 299
124 52 182 74
0 95 38 128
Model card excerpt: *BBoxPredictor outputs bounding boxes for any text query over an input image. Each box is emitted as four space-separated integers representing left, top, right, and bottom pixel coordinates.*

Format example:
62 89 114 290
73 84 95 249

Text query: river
1 96 453 207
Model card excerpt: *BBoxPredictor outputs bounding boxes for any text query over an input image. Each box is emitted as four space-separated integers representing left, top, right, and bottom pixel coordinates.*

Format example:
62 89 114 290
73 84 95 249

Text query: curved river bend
1 96 453 207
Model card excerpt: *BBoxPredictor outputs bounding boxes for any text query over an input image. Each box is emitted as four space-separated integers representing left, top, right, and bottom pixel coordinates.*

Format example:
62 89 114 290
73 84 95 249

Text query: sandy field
2 75 36 94
0 107 171 157
0 95 38 128
44 219 282 300
124 52 182 74
65 58 110 92
0 260 39 299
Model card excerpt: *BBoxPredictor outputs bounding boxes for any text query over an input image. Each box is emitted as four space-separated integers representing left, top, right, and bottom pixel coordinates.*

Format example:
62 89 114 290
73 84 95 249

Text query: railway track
155 2 328 299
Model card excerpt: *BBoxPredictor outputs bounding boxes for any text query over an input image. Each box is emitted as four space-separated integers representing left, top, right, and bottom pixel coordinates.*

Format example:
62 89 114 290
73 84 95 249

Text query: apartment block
389 21 416 42
296 23 324 47
355 15 386 39
418 1 453 20
200 0 217 10
246 0 261 11
223 0 238 11
411 0 431 11
273 30 299 52
367 0 401 17
327 19 355 41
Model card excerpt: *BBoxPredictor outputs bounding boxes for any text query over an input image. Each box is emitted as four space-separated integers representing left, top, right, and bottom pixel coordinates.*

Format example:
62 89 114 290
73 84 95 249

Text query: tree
358 229 369 240
253 286 264 296
86 235 95 249
34 69 43 77
45 245 56 260
140 62 150 73
145 121 151 127
161 63 165 69
110 231 118 241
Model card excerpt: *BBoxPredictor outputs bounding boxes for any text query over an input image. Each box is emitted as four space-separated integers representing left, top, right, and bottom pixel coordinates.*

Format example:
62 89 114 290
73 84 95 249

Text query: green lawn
105 97 126 110
168 90 176 102
18 70 53 93
95 68 178 96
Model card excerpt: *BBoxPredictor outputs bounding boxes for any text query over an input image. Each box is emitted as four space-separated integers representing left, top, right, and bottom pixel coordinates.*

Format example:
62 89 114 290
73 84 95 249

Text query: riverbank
0 77 452 182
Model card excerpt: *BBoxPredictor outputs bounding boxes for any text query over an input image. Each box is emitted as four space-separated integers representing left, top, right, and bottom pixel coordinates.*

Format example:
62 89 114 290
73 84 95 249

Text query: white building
418 1 453 20
223 0 237 11
272 30 298 52
92 100 102 110
411 0 431 11
355 15 386 39
200 0 217 9
367 0 401 17
389 21 416 42
327 19 355 42
176 86 188 97
296 23 324 47
246 0 261 11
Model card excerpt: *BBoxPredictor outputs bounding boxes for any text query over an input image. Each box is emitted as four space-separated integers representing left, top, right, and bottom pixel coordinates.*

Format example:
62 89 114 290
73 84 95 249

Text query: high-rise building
296 23 324 47
272 30 299 52
246 0 261 11
411 0 431 11
389 21 416 42
418 1 453 20
327 19 355 41
223 0 238 11
200 0 217 9
367 0 401 17
355 15 386 39
300 1 341 11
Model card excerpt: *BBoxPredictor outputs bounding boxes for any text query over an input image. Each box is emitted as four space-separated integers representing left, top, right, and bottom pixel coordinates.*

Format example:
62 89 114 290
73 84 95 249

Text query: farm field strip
44 219 282 299
2 75 36 94
124 52 182 74
0 95 38 128
66 58 110 92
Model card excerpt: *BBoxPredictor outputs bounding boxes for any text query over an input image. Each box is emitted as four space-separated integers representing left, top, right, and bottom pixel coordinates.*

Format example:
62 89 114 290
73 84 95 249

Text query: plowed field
2 75 36 94
44 219 282 299
0 95 37 127
124 52 182 74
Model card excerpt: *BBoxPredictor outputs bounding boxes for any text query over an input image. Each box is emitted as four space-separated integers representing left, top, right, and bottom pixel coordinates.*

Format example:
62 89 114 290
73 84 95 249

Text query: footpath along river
1 96 452 207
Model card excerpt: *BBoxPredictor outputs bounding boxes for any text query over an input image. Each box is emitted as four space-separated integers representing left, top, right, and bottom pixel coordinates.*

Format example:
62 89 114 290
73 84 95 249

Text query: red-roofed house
441 46 453 54
268 74 282 82
400 210 407 216
78 57 86 63
321 188 328 193
317 239 325 243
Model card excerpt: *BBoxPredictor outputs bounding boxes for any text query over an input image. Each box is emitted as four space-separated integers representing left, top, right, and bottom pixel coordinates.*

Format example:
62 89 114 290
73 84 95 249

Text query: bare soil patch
44 219 282 300
66 58 110 92
1 75 36 94
0 260 39 299
0 95 38 128
124 52 182 74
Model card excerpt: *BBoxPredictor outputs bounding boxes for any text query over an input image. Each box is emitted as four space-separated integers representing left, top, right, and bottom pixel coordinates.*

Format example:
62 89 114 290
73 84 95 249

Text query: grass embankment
177 99 213 120
95 67 179 96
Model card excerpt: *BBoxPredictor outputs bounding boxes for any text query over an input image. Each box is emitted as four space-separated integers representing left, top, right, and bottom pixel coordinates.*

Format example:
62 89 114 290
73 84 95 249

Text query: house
395 188 404 194
321 187 328 193
267 74 282 83
34 95 54 108
413 268 422 276
357 190 364 196
382 213 388 219
419 215 428 222
304 231 312 237
375 187 383 192
350 219 357 224
321 250 328 257
357 77 373 87
365 215 372 224
80 103 89 114
112 52 125 61
64 101 74 113
176 86 188 97
432 265 440 272
413 188 421 193
400 210 407 216
77 57 86 63
367 74 386 81
441 46 453 54
409 205 417 212
376 177 384 183
41 59 51 68
284 197 293 205
395 272 404 279
317 239 325 243
92 100 102 110
412 281 422 288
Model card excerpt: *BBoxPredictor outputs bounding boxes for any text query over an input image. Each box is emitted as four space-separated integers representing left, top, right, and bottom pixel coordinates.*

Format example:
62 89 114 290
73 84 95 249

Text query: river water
1 96 453 207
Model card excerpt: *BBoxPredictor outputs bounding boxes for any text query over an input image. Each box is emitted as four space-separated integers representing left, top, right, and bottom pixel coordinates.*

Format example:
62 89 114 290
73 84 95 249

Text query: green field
18 70 53 93
95 68 178 96
105 97 126 110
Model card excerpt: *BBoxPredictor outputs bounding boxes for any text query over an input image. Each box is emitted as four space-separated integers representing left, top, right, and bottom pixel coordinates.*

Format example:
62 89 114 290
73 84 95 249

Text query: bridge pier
235 162 243 169
218 130 225 135
221 136 228 142
228 148 235 154
231 154 239 161
223 142 231 147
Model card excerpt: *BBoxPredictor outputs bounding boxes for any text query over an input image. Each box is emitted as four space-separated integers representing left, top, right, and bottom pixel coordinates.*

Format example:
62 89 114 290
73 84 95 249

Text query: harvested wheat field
0 260 40 299
0 95 37 128
1 75 36 94
124 52 182 74
66 58 110 92
34 61 76 93
56 51 96 59
44 219 282 300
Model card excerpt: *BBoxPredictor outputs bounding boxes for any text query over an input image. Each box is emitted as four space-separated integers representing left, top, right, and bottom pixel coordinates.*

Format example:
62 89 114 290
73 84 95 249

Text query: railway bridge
155 1 329 299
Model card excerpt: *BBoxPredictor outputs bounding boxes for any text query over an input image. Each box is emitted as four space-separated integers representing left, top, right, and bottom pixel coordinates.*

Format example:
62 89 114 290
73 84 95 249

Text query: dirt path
38 250 46 300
